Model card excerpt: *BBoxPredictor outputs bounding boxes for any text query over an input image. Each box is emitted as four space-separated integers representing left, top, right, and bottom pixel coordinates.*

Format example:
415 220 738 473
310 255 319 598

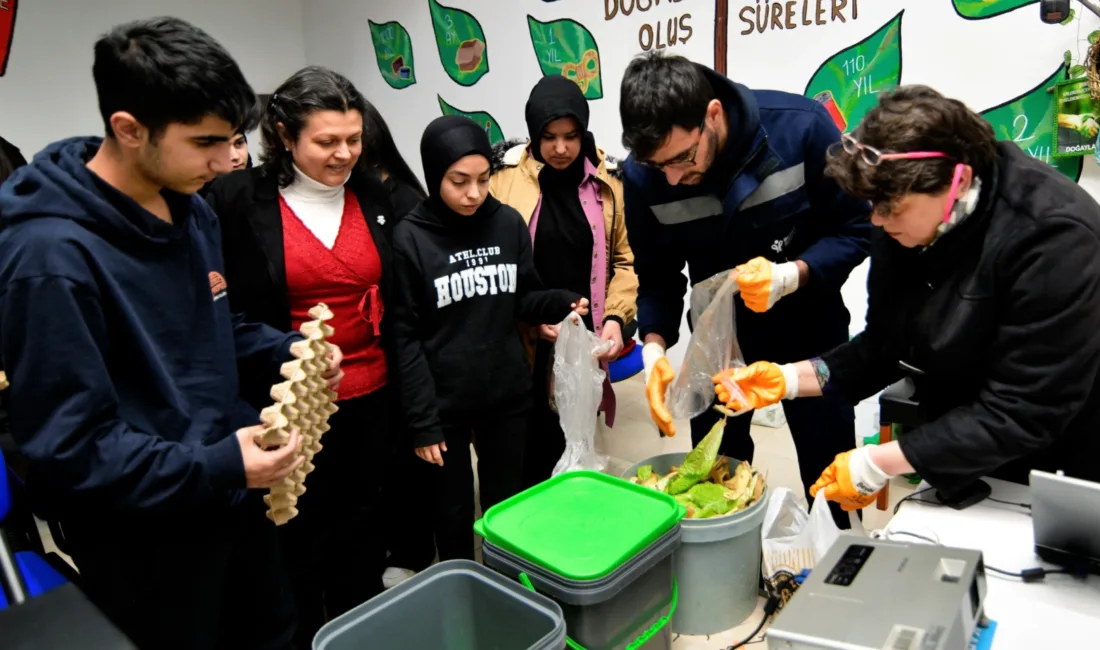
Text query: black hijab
524 76 594 307
420 115 500 225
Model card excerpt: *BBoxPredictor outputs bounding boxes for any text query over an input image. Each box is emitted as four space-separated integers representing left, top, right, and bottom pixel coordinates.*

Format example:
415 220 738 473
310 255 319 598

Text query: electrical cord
984 565 1075 582
886 528 1084 583
893 487 939 515
893 487 1030 514
984 496 1031 509
723 594 781 649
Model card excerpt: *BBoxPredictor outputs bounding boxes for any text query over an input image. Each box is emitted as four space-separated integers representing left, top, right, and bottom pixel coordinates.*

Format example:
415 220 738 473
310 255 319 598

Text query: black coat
204 165 398 410
822 142 1100 496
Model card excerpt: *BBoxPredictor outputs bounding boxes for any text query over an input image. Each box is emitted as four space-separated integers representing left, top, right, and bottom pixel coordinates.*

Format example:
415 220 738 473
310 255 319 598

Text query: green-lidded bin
625 453 768 636
474 470 685 580
312 560 566 650
475 471 686 650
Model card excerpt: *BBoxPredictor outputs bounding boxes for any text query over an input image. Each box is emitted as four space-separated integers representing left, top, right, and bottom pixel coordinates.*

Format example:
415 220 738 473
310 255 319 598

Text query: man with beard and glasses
0 17 345 649
619 51 872 530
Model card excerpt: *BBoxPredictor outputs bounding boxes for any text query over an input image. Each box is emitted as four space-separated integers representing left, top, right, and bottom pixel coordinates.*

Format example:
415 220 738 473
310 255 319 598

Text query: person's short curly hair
826 85 998 212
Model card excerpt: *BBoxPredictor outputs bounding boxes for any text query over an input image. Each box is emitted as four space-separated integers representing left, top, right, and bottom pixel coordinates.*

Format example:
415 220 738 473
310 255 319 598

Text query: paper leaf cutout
368 20 416 90
527 15 603 100
804 11 903 133
438 96 505 146
0 0 18 77
429 0 489 86
981 65 1083 182
952 0 1038 20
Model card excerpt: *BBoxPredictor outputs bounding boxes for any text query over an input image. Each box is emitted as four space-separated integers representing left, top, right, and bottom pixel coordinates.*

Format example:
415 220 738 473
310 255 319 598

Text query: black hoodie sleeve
514 218 581 325
390 229 445 448
0 275 244 513
204 176 303 375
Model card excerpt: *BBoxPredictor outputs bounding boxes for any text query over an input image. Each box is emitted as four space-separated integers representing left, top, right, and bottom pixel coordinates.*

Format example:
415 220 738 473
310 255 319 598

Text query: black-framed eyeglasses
639 119 706 171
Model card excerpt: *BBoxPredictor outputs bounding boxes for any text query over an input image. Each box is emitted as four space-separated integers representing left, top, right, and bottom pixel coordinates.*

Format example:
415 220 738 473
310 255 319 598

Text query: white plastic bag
761 488 841 588
667 270 751 420
550 314 610 475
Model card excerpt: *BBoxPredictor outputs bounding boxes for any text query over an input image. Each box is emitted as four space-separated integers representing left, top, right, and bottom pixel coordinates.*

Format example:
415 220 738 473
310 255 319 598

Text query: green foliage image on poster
952 0 1038 20
982 66 1083 181
368 20 416 90
527 15 603 100
429 0 489 86
804 11 903 134
438 96 504 146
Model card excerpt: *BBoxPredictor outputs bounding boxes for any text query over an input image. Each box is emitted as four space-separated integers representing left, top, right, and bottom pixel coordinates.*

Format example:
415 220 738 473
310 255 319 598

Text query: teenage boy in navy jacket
0 18 343 649
620 52 871 528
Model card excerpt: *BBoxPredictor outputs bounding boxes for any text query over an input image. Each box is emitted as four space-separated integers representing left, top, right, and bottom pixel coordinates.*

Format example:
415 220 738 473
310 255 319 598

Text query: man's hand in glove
735 257 801 313
643 342 676 437
712 361 799 411
810 446 893 511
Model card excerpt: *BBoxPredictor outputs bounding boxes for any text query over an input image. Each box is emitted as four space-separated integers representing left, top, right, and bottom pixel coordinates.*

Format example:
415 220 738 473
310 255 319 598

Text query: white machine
766 538 988 650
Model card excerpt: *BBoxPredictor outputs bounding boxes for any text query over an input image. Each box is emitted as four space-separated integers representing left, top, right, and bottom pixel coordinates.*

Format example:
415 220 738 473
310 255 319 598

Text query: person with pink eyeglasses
715 85 1100 510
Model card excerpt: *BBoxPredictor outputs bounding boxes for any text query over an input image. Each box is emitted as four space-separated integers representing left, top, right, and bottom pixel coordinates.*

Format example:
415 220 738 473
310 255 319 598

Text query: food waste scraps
628 410 766 519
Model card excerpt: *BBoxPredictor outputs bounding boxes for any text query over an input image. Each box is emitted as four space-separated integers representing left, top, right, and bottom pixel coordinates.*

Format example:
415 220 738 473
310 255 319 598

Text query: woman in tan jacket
490 75 638 488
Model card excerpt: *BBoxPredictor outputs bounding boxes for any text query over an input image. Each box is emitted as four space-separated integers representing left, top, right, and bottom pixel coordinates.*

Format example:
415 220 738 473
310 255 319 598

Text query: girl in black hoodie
392 115 587 561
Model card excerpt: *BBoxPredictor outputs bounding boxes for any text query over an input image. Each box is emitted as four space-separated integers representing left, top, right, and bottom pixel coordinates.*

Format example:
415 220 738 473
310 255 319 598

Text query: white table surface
886 477 1100 647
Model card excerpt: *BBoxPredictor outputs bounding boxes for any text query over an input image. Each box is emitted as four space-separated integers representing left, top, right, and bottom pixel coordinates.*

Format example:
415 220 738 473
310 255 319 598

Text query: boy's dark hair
826 85 998 210
93 17 259 140
619 51 715 160
261 66 371 187
0 135 26 184
361 101 426 198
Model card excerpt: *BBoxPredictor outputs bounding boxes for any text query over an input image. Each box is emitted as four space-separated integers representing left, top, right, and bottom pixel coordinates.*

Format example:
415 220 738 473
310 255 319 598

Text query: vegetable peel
632 416 766 519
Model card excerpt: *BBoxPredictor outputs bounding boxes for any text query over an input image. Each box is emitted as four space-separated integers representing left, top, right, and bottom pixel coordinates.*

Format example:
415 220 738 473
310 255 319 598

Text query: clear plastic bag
550 314 610 475
761 489 841 578
667 270 751 421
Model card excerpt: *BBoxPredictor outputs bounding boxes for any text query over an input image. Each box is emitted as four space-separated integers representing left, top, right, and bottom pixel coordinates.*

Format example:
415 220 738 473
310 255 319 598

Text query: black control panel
824 544 874 587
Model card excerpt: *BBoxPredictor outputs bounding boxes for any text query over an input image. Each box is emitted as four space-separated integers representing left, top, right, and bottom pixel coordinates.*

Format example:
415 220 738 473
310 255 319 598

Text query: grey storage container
313 560 566 650
625 453 767 636
482 526 681 650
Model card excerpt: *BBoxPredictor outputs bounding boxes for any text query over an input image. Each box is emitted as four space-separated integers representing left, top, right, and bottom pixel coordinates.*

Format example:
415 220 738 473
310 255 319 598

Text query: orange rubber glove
809 447 893 512
712 361 796 411
735 257 800 313
646 356 676 437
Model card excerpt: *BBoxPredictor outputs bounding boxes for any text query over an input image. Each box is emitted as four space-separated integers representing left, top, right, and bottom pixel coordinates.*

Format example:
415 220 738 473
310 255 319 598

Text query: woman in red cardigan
206 66 401 647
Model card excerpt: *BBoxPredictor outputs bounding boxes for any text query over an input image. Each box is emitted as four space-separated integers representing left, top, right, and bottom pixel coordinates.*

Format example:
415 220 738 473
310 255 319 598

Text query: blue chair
0 445 70 610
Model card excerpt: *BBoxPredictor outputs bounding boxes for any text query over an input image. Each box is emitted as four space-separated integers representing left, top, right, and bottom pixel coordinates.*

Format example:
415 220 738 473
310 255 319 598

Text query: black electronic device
1040 0 1073 23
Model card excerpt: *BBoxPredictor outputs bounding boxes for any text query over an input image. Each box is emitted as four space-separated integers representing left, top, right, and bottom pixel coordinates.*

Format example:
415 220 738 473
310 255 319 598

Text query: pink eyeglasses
834 134 965 223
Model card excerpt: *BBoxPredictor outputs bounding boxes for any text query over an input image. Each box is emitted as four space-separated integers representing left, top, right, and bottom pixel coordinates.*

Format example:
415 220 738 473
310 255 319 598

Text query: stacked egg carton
256 303 340 525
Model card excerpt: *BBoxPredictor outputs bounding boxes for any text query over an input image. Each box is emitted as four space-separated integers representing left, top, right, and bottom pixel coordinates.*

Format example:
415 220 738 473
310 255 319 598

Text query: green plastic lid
474 471 686 581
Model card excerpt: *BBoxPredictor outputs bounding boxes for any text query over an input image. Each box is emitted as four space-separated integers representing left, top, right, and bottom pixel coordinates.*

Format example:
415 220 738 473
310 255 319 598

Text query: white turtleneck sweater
279 165 349 249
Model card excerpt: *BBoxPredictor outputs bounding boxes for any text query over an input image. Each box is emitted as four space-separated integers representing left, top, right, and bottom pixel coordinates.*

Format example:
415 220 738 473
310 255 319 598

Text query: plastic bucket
483 527 681 650
624 453 767 635
312 560 566 650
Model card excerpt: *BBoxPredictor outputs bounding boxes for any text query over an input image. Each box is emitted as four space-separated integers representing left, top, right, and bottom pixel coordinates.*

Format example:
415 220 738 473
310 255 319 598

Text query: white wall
228 0 1100 441
0 0 307 158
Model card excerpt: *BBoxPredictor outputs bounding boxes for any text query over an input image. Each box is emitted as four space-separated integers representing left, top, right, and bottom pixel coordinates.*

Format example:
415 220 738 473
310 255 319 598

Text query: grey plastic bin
312 560 566 650
483 526 681 650
625 453 767 636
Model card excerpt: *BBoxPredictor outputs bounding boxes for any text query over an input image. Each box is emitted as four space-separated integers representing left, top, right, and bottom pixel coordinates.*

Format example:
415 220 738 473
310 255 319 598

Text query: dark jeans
278 387 391 648
383 442 437 572
68 494 296 650
522 341 566 489
690 394 857 530
429 412 528 562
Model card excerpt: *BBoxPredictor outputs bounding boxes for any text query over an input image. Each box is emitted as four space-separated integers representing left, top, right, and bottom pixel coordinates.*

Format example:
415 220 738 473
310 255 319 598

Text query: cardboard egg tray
257 303 340 525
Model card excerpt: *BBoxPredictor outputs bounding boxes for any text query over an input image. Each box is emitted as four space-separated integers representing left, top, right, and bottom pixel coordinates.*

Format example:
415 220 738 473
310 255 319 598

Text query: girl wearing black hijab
491 76 638 488
392 115 588 561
